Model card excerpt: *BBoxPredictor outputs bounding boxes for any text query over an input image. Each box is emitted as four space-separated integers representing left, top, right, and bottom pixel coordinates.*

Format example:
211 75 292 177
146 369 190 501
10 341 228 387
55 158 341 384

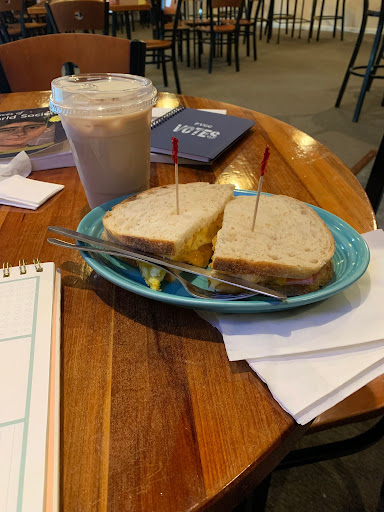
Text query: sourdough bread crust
211 195 335 279
102 183 235 257
211 254 330 279
103 230 177 256
209 261 334 296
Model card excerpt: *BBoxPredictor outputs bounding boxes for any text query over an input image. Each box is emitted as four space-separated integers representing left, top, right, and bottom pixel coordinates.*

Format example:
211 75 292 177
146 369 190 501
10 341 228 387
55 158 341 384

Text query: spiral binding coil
151 105 186 129
2 262 10 278
1 259 44 277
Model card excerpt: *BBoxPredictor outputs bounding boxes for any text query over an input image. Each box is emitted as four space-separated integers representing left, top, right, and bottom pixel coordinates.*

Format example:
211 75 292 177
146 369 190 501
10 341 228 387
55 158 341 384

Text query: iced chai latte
49 74 157 208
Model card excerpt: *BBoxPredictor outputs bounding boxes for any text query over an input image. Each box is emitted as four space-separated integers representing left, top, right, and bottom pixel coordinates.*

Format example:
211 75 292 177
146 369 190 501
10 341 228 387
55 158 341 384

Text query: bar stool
264 0 298 42
308 0 346 41
335 0 384 122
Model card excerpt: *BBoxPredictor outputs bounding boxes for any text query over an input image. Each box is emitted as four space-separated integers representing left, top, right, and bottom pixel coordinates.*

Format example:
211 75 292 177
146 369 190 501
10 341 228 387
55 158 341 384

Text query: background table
28 0 151 38
0 91 376 512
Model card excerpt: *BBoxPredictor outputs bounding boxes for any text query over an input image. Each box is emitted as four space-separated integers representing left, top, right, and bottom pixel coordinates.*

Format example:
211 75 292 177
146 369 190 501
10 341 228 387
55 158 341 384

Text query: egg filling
138 215 223 291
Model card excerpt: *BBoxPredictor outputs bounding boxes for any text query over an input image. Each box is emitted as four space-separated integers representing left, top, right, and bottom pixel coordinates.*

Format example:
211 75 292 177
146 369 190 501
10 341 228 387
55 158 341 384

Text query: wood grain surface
0 91 376 512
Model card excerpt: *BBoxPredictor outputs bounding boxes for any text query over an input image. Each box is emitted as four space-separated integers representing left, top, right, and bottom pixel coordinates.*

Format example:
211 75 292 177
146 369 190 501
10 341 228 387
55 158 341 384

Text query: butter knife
47 226 287 301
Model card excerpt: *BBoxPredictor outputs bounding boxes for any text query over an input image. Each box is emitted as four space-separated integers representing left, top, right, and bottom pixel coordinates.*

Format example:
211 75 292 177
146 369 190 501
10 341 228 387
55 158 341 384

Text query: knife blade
47 226 287 301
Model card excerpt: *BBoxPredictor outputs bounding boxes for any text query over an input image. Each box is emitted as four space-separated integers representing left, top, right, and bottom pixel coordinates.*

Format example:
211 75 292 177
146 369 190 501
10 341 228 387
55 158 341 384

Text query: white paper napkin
0 174 64 210
0 151 31 182
198 230 384 424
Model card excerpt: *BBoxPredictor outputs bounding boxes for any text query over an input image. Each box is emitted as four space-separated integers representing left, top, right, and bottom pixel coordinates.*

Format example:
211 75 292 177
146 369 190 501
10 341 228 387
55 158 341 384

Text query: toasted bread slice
102 183 235 290
103 183 234 258
211 195 335 292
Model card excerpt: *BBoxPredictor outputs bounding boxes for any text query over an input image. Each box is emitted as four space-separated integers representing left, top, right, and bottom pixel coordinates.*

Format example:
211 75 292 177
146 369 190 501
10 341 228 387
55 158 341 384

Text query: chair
335 0 384 122
0 0 46 43
0 33 146 92
264 0 309 43
183 0 211 67
244 0 267 44
45 0 109 35
162 0 191 67
225 0 267 60
196 0 244 73
145 0 182 93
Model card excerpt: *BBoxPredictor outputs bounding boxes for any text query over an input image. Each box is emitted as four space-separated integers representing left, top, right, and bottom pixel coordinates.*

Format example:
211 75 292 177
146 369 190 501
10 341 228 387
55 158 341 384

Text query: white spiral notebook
0 260 60 512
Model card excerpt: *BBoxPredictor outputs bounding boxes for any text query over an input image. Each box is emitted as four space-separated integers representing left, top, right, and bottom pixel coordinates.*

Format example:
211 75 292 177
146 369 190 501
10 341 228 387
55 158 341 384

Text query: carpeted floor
126 21 384 511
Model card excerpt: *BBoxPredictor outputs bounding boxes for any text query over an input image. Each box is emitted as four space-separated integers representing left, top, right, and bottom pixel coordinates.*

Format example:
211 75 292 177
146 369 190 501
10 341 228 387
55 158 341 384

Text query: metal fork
47 238 258 301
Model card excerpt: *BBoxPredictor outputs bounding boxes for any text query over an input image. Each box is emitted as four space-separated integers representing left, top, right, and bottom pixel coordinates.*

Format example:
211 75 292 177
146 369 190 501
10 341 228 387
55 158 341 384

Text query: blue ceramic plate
77 190 370 313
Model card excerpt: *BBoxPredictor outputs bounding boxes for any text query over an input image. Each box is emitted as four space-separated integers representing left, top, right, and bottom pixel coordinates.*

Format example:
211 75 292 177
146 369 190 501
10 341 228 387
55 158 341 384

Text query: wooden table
28 0 151 38
0 91 376 512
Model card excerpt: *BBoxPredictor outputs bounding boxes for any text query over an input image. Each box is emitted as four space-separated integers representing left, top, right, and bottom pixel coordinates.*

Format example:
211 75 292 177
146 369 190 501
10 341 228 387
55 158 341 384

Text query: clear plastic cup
50 73 157 209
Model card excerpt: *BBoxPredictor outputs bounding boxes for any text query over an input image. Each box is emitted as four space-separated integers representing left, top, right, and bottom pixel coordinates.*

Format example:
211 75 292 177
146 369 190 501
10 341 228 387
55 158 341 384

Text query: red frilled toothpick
251 144 270 231
172 136 180 215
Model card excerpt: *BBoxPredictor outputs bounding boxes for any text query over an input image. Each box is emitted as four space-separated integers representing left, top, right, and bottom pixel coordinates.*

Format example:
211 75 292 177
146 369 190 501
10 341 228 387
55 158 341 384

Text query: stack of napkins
0 175 64 210
199 230 384 425
0 152 64 209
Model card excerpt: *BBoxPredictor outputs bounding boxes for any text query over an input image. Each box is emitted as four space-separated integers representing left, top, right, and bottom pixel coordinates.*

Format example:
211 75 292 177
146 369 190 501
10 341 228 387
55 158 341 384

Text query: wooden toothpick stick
172 137 180 214
251 145 270 231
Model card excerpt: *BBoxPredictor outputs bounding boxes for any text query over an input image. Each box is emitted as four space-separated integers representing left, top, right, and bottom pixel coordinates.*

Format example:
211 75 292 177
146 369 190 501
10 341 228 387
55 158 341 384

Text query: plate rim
77 190 370 312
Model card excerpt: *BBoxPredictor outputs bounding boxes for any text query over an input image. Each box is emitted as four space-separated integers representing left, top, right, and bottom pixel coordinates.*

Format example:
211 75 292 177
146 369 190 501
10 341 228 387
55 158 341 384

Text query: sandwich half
210 194 335 296
102 182 235 291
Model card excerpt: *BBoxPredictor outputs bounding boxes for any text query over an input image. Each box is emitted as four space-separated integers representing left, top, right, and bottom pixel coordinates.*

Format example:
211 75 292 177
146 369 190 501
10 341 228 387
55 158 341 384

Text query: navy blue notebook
150 106 255 164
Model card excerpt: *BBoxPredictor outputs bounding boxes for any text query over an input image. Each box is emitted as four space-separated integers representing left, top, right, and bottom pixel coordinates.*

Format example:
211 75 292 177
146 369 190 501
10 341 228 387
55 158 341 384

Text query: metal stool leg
316 0 325 41
266 0 274 42
340 0 345 39
365 135 384 213
308 0 317 40
352 9 384 122
277 0 283 42
291 0 298 36
332 0 340 37
298 0 305 37
161 51 168 87
234 474 272 512
367 36 384 90
335 0 368 108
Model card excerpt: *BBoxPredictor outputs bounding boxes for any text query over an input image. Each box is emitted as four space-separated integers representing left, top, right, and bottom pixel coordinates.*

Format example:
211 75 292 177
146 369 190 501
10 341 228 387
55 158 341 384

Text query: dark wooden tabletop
0 91 376 512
